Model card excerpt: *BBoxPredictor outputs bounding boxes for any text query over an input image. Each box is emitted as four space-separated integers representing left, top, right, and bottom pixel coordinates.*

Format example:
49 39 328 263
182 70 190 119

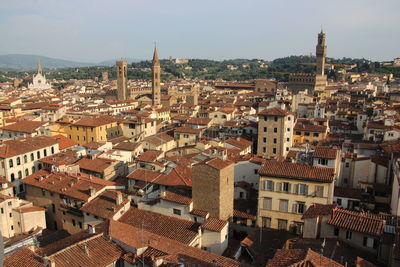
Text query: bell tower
152 46 161 106
116 61 128 101
316 30 327 76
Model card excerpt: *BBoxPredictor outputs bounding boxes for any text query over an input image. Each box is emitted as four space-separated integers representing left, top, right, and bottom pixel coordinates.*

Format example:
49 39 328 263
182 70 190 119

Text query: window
263 137 267 143
274 128 277 133
273 148 276 154
346 230 352 240
274 116 278 122
25 169 29 177
173 208 181 215
295 131 301 135
24 155 27 163
345 162 350 168
16 157 21 165
281 182 290 193
273 138 277 144
79 222 83 229
32 166 36 174
263 198 272 210
263 147 266 153
10 173 15 182
333 227 339 236
288 116 291 121
9 159 13 168
315 186 324 197
19 184 24 192
313 133 319 137
279 199 288 212
9 212 12 218
239 192 244 199
42 189 46 196
72 219 76 227
52 204 56 213
263 127 267 132
254 169 258 174
286 138 290 142
18 171 22 179
0 208 3 214
264 180 274 191
298 184 308 195
363 237 377 249
336 198 342 206
262 217 271 228
30 153 34 161
37 151 40 159
43 149 47 157
305 132 310 136
277 219 287 230
293 202 306 214
318 158 328 166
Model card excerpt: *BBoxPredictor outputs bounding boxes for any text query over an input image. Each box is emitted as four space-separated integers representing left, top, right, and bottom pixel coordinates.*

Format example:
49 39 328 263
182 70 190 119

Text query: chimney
89 186 96 196
43 257 56 267
2 182 8 189
88 224 96 234
84 244 89 256
116 191 123 205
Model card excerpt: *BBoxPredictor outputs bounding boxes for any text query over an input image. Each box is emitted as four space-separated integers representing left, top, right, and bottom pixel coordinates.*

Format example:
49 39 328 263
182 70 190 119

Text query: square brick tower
192 158 234 221
116 61 128 100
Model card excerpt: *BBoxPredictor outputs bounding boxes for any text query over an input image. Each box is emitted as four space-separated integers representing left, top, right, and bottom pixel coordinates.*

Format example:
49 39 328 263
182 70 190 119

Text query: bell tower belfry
152 46 161 106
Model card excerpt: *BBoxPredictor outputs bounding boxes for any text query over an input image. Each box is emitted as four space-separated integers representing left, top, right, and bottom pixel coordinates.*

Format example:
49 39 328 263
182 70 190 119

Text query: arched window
9 159 13 168
16 157 21 166
32 166 36 174
37 151 40 159
18 171 22 179
30 153 34 161
25 168 29 177
51 147 55 154
24 155 27 163
10 173 15 182
43 149 47 157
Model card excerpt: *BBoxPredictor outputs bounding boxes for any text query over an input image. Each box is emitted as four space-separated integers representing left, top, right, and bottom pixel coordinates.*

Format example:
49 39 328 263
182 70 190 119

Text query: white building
28 61 51 90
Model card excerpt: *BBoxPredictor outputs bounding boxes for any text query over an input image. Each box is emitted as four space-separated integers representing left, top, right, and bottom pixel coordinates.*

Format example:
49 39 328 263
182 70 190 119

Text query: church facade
28 60 52 90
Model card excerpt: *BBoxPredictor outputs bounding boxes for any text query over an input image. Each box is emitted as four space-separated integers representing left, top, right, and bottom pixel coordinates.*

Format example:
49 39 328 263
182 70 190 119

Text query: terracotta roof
118 208 200 244
334 186 363 200
259 161 335 182
258 108 290 117
174 126 203 134
127 166 192 187
204 157 234 170
0 120 46 133
0 136 58 158
50 135 78 150
224 137 253 150
201 217 228 232
186 117 212 125
13 206 46 213
50 234 123 267
77 157 116 173
266 248 343 267
108 220 240 267
22 170 116 201
314 146 338 159
190 209 209 217
136 150 163 163
160 190 192 205
81 190 129 219
73 116 118 127
4 247 45 267
327 208 385 236
294 123 327 133
302 203 337 219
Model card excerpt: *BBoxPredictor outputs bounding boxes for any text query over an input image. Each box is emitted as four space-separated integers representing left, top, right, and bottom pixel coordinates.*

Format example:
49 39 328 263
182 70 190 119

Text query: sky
0 0 399 63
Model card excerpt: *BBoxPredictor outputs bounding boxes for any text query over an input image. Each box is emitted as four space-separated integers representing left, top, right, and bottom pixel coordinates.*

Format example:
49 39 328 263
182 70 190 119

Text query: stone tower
116 61 128 101
152 47 161 106
192 158 234 221
316 30 327 76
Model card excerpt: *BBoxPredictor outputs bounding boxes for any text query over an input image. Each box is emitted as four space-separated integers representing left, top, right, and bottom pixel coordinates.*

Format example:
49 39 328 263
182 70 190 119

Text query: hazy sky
0 0 399 62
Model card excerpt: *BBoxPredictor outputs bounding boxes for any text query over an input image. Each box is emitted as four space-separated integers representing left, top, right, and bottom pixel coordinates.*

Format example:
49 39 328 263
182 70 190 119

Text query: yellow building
257 161 335 234
293 118 329 144
64 116 121 145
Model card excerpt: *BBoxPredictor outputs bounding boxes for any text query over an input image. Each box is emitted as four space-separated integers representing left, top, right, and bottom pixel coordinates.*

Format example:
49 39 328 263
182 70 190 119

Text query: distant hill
0 54 95 70
0 54 145 70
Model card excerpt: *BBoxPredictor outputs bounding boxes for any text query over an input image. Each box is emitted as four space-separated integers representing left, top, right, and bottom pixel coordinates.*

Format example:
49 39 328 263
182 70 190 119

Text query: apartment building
257 160 335 234
257 108 294 158
22 169 122 233
0 136 59 195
